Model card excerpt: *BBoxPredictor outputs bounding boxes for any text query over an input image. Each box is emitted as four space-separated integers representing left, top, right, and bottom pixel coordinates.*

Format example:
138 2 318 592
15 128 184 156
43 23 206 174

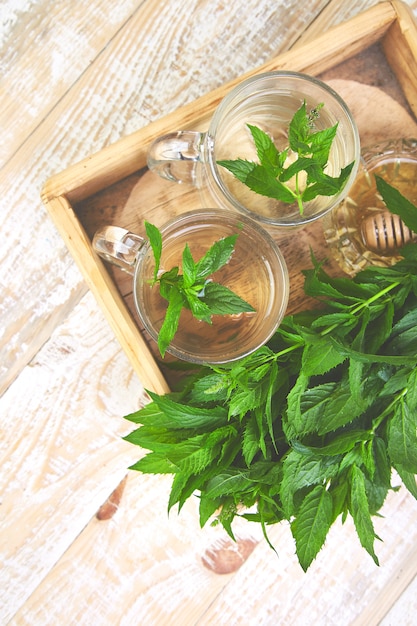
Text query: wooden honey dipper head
361 209 415 254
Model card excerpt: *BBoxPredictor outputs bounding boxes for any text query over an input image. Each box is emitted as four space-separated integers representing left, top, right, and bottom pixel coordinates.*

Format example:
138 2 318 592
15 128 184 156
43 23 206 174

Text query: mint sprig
145 221 255 357
217 101 355 215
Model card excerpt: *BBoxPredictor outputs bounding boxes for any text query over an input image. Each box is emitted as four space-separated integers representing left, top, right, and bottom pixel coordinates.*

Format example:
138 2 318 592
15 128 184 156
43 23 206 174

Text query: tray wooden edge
44 194 170 395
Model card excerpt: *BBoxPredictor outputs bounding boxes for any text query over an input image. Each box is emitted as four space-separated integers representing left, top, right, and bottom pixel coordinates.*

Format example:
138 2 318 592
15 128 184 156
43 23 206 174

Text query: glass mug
93 209 289 364
147 71 360 228
323 138 417 276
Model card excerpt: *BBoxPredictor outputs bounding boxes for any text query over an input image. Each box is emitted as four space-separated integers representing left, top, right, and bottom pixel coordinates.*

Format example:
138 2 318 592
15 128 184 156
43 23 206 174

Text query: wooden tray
41 1 417 395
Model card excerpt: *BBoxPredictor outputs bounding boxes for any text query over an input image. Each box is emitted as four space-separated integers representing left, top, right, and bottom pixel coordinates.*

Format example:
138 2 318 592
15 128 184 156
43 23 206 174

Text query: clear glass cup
93 209 289 364
323 138 417 276
147 71 360 229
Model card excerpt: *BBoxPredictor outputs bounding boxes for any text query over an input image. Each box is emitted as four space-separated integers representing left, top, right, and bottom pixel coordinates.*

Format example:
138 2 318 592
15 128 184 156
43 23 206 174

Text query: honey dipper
361 210 415 253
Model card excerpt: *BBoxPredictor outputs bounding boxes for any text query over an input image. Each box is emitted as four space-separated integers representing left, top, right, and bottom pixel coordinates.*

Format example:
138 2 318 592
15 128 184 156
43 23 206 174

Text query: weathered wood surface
2 1 417 624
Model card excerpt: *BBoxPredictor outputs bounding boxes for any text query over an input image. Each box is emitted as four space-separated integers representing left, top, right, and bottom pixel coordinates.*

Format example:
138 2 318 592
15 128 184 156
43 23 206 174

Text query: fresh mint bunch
125 183 417 571
145 221 255 357
217 101 355 215
125 247 417 571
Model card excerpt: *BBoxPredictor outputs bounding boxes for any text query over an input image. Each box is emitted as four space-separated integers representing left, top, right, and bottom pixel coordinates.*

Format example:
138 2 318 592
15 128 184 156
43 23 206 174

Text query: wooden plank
9 473 417 625
0 0 140 168
45 195 169 395
380 572 417 625
0 292 146 624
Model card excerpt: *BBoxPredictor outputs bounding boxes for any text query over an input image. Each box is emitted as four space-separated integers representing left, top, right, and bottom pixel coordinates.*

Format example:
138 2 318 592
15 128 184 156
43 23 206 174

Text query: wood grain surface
2 1 417 624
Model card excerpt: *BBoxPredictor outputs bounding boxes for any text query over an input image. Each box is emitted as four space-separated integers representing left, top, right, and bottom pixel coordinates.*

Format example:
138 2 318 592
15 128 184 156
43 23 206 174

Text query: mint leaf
388 397 417 473
244 165 296 203
157 287 184 357
350 465 380 565
148 391 228 430
195 235 237 279
396 465 417 499
247 123 286 172
205 470 254 498
184 290 212 323
145 220 162 282
291 485 333 571
216 158 256 183
182 244 196 287
201 281 255 315
301 337 347 376
288 100 310 152
308 124 338 165
280 449 339 516
375 175 417 233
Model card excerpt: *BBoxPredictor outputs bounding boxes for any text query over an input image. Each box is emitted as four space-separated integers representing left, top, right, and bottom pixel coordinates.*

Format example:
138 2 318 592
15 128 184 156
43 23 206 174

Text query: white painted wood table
2 1 417 624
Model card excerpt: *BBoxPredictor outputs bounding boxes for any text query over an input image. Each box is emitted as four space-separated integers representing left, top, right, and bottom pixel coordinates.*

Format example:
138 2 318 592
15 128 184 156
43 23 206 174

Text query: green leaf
244 164 296 203
308 124 338 165
158 266 179 301
148 391 228 430
291 485 333 571
330 338 417 367
157 287 184 357
379 367 411 397
188 372 229 404
205 470 255 498
216 158 256 183
280 156 316 182
201 281 255 315
288 100 310 152
407 368 417 411
124 399 164 425
302 162 354 201
145 220 162 282
129 452 178 474
350 465 380 565
182 244 196 287
242 418 261 466
383 308 417 356
199 493 223 527
388 397 417 473
396 465 417 499
184 292 212 323
292 430 370 457
195 234 238 279
301 337 347 377
375 175 417 233
247 123 285 172
280 449 340 516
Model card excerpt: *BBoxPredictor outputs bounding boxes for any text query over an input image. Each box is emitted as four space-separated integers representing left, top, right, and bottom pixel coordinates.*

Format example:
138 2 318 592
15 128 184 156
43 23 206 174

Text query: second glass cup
93 209 289 364
147 71 360 228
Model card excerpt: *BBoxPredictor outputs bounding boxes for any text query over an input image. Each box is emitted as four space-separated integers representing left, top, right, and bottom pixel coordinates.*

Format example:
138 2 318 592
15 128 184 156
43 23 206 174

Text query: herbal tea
135 211 289 363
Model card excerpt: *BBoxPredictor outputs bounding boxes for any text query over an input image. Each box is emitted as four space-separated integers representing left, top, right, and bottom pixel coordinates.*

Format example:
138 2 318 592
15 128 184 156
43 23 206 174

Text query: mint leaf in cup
218 101 355 215
145 221 255 357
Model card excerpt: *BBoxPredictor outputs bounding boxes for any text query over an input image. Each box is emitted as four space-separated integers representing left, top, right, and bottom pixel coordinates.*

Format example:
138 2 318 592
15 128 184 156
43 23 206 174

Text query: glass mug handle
92 226 145 274
147 130 204 184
